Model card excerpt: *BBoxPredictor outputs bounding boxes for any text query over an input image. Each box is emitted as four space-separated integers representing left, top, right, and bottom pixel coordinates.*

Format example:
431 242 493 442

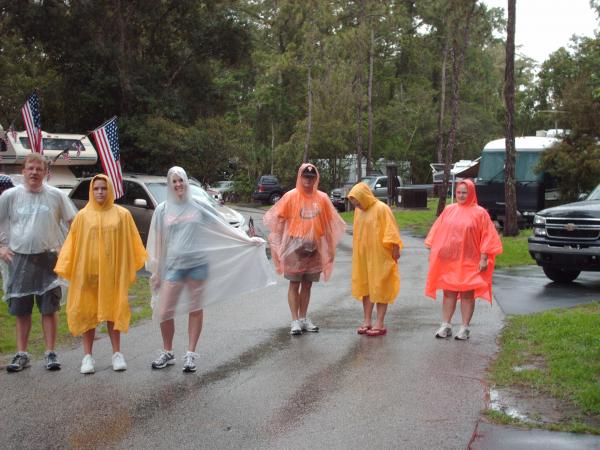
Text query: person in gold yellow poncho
348 182 403 337
55 174 146 374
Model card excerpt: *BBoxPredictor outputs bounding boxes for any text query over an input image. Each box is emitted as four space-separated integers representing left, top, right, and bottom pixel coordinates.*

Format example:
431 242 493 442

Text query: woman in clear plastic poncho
263 163 346 335
425 179 502 340
348 182 403 336
55 174 146 373
146 166 275 372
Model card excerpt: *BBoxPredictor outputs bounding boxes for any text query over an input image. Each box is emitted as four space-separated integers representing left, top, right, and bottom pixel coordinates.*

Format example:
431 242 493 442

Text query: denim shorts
164 264 209 282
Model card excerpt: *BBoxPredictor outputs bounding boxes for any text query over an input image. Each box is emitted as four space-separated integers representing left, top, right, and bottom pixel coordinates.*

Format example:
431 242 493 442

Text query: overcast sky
481 0 598 64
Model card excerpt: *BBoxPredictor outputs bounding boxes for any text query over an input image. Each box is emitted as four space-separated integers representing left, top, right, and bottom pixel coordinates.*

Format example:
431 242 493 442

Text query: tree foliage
1 0 580 194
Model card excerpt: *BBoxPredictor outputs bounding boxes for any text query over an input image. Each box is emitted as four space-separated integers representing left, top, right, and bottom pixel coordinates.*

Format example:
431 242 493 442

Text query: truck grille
546 218 600 240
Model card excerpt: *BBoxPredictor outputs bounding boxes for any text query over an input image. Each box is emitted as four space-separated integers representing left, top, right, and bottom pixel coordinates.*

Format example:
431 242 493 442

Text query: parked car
212 180 238 202
69 174 247 244
330 181 356 212
360 175 403 202
252 175 284 205
528 183 600 283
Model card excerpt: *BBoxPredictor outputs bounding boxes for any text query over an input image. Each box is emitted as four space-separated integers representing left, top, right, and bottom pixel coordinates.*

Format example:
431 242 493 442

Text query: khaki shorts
284 271 321 282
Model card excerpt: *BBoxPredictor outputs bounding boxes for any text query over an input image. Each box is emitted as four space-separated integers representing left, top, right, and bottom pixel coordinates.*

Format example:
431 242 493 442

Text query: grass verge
341 197 534 267
0 275 152 357
486 303 600 434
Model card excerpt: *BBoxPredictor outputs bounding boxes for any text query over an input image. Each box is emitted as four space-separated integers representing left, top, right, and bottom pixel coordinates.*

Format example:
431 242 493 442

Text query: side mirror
577 192 588 201
375 184 382 188
133 198 148 207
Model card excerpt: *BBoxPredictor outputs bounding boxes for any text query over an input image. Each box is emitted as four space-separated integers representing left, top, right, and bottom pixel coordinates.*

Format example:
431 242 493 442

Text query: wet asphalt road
493 265 600 315
1 208 504 449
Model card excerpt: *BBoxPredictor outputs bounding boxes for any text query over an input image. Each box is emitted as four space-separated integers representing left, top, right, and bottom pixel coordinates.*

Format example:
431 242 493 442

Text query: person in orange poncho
348 182 402 337
425 179 502 340
264 163 346 336
55 174 146 374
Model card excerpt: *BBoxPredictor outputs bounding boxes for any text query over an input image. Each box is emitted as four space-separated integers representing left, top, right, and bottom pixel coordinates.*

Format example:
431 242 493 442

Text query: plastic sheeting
263 163 346 282
146 167 276 322
424 179 502 302
55 174 147 336
0 183 76 300
348 182 403 304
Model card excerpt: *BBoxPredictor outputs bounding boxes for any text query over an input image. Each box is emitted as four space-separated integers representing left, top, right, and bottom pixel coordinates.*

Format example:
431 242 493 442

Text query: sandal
366 328 387 337
357 325 372 335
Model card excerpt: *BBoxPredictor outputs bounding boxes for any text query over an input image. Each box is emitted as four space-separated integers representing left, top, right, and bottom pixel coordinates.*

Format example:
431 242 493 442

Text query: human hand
479 254 488 271
392 245 401 262
150 274 161 290
250 236 265 246
0 246 14 263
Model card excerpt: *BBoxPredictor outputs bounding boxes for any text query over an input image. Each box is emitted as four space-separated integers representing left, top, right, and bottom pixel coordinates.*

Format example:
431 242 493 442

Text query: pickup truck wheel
542 266 581 283
269 193 282 204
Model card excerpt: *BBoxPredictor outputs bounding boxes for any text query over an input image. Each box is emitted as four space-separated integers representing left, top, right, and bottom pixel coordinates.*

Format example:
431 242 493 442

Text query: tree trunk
356 100 363 181
367 28 374 175
271 120 275 175
303 65 312 163
436 1 476 217
503 0 518 235
436 35 449 164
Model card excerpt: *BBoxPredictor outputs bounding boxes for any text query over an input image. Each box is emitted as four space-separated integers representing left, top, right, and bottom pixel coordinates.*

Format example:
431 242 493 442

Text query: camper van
475 136 560 224
0 129 98 194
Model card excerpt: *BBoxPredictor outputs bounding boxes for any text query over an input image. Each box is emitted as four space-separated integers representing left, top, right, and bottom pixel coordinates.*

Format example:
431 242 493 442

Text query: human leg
287 281 301 320
358 296 374 334
455 290 475 340
107 321 121 353
441 290 459 323
459 291 475 326
435 290 458 338
82 328 96 355
158 281 185 351
15 315 32 352
374 302 388 330
298 280 313 319
187 309 204 353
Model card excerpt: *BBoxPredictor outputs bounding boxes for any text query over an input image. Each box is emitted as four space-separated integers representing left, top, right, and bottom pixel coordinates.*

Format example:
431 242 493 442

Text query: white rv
0 129 98 194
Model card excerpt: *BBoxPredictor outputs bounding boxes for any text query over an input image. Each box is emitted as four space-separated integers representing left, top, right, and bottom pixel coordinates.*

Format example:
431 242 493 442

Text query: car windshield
145 182 218 206
587 184 600 201
214 181 232 189
360 177 378 188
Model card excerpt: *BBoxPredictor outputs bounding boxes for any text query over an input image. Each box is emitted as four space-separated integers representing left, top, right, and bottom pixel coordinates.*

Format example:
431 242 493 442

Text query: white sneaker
80 354 95 374
455 325 471 340
112 352 127 371
183 351 198 373
290 320 302 335
300 317 319 332
435 322 452 338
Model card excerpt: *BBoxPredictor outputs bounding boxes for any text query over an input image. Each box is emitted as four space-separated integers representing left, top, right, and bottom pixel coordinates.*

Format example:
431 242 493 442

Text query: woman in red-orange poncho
425 179 502 340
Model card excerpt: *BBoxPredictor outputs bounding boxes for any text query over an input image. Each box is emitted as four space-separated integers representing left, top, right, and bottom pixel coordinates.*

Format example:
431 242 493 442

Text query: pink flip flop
357 325 372 335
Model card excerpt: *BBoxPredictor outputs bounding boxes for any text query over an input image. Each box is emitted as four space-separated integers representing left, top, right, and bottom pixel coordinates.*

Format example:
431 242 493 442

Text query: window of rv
19 137 86 151
477 150 543 183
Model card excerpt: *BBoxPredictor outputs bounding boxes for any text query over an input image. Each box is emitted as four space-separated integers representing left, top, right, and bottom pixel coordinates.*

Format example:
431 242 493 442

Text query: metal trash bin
399 187 427 208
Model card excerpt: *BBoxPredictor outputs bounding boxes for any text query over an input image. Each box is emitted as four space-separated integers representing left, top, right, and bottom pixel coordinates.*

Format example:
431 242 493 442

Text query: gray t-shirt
0 184 77 254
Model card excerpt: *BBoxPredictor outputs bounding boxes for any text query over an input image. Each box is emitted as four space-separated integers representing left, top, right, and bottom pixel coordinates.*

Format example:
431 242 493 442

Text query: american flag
247 216 256 237
70 141 84 157
90 117 124 198
8 122 17 141
21 91 43 154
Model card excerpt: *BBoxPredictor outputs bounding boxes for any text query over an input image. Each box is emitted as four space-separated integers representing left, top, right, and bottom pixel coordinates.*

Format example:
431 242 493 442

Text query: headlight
534 227 546 237
533 215 546 226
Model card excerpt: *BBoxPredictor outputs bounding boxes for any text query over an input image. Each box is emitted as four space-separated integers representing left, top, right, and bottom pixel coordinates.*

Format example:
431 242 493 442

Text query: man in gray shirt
0 153 76 372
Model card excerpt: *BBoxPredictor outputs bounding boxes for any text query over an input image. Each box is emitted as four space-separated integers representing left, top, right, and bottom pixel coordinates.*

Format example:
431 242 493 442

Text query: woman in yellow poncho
348 182 403 337
55 174 146 374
